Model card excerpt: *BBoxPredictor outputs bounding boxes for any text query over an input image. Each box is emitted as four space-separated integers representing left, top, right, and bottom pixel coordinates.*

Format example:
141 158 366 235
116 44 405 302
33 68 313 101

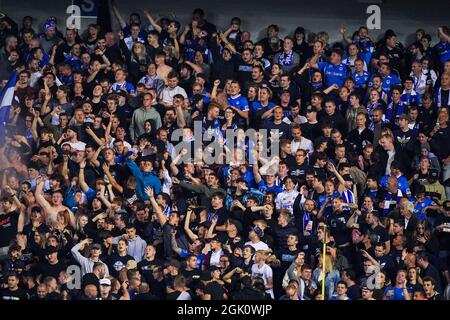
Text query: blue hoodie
126 159 161 200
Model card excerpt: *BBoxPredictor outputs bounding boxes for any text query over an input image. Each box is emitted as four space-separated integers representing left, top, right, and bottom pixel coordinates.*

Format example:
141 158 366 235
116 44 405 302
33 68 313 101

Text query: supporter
0 8 448 301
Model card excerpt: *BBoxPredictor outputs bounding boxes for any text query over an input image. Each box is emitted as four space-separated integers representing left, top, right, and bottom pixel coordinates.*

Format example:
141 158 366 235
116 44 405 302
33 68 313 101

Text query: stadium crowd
0 2 449 301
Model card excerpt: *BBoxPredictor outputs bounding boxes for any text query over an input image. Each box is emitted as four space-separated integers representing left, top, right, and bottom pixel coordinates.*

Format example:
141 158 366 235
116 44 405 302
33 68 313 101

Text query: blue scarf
279 50 294 66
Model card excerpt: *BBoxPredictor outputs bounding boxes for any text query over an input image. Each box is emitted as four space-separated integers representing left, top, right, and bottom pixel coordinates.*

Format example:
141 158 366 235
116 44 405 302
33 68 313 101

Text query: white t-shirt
251 263 274 299
291 137 314 155
64 141 86 152
159 86 188 105
209 249 222 267
275 190 299 214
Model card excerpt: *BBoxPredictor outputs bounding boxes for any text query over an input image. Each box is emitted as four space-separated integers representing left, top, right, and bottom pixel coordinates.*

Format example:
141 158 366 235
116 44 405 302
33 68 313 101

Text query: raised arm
145 187 168 226
4 186 27 232
179 24 190 45
143 10 162 33
97 184 112 208
183 209 198 241
323 83 339 95
78 160 90 193
35 177 56 224
102 163 123 193
85 126 106 147
184 60 203 74
71 238 92 264
309 53 321 70
174 104 186 128
211 79 220 101
170 231 182 255
438 27 450 43
111 0 127 29
219 32 238 55
339 26 353 44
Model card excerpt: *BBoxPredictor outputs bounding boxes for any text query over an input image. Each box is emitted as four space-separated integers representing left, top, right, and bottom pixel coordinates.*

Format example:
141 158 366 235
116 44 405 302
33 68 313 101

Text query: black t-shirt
263 121 293 141
347 284 361 300
137 258 166 284
0 210 19 247
374 46 404 74
289 162 312 179
149 278 167 300
300 122 321 141
434 215 450 251
326 210 352 246
181 268 202 289
360 224 389 245
205 281 226 300
277 247 301 272
0 288 29 300
431 125 450 160
38 261 67 279
421 263 443 293
102 163 127 187
106 254 135 278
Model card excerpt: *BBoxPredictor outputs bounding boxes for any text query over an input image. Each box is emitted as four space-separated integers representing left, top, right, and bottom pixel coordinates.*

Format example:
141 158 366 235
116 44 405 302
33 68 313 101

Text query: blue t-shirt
435 41 450 65
414 197 437 220
353 71 370 88
382 74 401 92
110 82 135 95
383 286 413 300
228 94 249 126
228 94 249 112
257 180 283 194
401 91 421 106
317 62 350 88
251 101 276 113
380 175 411 197
180 250 206 269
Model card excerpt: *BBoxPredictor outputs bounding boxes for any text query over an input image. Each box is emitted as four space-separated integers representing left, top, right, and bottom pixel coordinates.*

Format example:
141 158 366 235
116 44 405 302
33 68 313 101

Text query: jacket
126 159 161 200
70 243 110 277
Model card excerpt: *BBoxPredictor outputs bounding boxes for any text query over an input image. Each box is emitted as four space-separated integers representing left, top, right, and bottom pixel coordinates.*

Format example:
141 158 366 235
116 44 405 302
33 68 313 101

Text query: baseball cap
196 73 207 81
117 90 128 98
91 243 102 250
306 105 317 113
99 278 111 286
342 174 353 182
43 21 55 31
67 125 79 133
210 236 223 243
361 285 374 291
399 114 411 122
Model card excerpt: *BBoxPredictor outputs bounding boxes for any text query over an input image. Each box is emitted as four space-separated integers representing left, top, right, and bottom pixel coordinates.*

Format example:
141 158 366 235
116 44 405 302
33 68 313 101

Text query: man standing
310 49 350 88
129 92 162 142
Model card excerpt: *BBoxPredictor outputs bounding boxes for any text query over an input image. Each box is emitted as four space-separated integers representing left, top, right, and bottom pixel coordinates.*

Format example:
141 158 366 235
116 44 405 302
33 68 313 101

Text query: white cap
99 278 111 286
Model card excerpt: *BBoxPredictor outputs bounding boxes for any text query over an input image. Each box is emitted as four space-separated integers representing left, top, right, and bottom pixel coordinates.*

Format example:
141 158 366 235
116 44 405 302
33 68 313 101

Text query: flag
0 71 17 144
